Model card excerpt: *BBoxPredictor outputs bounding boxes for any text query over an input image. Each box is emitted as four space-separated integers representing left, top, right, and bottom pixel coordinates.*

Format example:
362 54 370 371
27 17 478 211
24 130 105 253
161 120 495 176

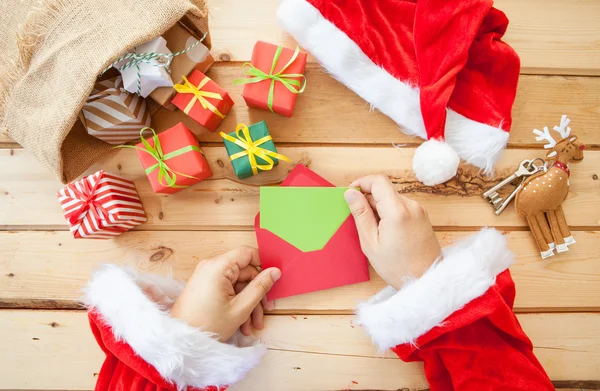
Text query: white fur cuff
277 0 510 174
356 228 513 351
83 265 265 390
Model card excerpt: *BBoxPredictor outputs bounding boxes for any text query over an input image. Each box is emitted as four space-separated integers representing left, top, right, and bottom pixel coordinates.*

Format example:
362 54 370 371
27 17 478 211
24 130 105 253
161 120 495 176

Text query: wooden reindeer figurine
515 115 585 259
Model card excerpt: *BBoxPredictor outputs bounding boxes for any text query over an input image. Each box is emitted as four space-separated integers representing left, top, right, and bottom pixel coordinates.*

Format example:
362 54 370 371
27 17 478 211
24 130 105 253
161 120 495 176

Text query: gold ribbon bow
220 124 290 175
173 76 225 118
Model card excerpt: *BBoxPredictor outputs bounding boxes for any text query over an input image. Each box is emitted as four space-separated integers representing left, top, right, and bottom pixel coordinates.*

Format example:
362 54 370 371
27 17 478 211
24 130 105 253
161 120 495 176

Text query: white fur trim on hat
83 265 265 390
445 111 510 176
277 0 509 176
356 228 513 351
412 139 460 185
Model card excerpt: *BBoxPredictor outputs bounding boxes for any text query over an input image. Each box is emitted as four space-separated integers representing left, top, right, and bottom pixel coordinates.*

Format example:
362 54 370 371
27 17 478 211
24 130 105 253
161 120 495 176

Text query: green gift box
220 121 290 179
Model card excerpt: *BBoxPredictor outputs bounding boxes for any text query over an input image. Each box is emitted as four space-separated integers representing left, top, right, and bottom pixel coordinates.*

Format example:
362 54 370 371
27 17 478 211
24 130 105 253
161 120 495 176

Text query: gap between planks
2 143 600 152
4 141 600 150
3 303 600 315
3 231 600 312
0 225 582 232
6 387 600 391
2 148 599 230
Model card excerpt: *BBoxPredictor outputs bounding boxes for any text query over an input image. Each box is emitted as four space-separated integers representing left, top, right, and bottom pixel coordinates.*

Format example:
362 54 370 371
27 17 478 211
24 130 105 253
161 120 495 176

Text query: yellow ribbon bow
173 76 225 118
220 124 290 176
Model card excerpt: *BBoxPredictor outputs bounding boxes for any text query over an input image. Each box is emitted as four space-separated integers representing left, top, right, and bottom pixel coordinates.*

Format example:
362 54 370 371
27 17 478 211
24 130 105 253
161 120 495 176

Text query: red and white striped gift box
57 170 147 239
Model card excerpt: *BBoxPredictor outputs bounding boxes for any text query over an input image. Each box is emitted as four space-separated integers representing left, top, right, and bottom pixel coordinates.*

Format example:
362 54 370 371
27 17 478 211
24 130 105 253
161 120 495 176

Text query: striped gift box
80 77 152 144
57 170 147 239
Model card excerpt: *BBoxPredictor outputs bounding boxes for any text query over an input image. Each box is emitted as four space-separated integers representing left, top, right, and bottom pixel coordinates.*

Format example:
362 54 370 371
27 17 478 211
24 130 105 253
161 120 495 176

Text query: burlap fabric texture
0 0 210 183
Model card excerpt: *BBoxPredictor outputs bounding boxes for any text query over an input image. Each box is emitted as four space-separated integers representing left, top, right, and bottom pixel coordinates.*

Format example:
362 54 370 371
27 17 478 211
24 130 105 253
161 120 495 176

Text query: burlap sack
0 0 210 183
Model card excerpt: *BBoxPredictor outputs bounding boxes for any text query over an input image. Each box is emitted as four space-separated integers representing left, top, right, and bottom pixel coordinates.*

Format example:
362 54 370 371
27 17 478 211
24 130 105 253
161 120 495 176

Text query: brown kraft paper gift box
79 77 152 144
150 22 215 111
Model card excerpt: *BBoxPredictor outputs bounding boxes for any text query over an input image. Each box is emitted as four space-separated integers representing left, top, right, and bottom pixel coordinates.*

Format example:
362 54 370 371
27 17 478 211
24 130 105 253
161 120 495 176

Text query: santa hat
277 0 521 185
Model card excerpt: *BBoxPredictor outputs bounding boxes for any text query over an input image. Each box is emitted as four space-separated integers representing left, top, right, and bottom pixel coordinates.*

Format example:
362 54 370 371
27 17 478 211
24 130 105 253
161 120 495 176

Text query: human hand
170 246 281 341
344 175 441 289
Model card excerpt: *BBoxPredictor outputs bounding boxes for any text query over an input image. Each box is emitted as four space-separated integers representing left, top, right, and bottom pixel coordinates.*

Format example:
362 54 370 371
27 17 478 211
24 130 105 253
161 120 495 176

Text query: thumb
344 189 378 248
232 268 281 319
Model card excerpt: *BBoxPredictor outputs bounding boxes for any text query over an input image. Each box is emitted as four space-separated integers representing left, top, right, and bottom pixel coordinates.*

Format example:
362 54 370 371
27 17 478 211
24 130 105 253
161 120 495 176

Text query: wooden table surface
1 0 600 390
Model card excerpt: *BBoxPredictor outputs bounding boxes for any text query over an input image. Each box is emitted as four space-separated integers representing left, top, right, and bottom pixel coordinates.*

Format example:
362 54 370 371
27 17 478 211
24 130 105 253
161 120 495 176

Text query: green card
260 187 352 252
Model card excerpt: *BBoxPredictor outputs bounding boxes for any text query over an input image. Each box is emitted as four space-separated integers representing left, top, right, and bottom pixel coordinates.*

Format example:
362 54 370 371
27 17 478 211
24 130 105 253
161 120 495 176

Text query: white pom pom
412 139 460 186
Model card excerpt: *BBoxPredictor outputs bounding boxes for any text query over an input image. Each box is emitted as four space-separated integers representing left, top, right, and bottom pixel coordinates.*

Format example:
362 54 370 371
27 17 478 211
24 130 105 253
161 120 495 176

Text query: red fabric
553 161 570 177
255 165 370 300
306 0 520 139
89 311 221 391
392 270 554 391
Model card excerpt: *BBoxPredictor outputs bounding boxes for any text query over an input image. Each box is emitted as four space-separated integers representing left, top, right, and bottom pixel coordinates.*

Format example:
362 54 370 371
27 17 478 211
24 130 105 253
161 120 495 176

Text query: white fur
356 228 513 351
277 0 510 174
412 139 460 185
277 0 426 140
445 111 510 176
83 265 265 390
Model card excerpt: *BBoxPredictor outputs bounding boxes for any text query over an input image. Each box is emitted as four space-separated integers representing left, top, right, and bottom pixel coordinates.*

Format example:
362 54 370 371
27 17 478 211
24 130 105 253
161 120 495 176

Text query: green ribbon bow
116 128 202 188
101 32 208 95
233 46 306 112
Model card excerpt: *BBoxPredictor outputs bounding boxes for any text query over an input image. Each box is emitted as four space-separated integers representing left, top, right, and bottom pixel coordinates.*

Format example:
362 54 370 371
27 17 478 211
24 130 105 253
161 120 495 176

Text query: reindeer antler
553 115 571 139
533 126 557 149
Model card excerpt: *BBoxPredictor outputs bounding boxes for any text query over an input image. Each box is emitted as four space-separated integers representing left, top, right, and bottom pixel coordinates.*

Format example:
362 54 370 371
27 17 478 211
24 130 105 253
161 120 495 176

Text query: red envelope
255 165 370 300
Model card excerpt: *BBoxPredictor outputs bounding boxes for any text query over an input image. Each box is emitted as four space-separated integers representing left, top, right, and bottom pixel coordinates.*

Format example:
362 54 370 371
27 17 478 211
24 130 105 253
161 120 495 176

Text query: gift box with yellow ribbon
150 23 215 110
220 121 290 179
172 70 234 132
119 123 213 194
234 41 307 117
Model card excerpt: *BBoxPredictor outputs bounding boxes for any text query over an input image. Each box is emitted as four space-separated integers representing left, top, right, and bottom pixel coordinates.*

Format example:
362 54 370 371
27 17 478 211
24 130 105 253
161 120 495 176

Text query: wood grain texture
1 0 599 390
153 71 600 148
1 311 599 390
207 0 600 74
2 231 600 312
2 70 600 147
500 0 600 75
1 148 598 230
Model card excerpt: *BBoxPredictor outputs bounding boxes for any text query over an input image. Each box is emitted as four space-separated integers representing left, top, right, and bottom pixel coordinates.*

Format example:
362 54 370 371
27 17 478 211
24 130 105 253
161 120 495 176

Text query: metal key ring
528 157 547 173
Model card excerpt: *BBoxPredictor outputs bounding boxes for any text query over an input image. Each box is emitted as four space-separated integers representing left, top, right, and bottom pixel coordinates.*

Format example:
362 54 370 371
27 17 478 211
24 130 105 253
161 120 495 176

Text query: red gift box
172 70 234 131
135 123 213 194
57 170 147 239
238 41 307 117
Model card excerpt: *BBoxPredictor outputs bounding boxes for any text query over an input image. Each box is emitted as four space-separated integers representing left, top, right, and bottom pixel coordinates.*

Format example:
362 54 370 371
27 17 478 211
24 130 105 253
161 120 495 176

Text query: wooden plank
499 0 600 75
207 0 600 75
1 311 599 390
2 231 600 312
152 71 600 148
1 148 599 230
3 70 600 147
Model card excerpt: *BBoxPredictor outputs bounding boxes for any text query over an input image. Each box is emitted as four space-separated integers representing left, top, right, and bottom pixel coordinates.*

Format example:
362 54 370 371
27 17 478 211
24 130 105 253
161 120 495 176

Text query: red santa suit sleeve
84 265 265 391
357 228 555 391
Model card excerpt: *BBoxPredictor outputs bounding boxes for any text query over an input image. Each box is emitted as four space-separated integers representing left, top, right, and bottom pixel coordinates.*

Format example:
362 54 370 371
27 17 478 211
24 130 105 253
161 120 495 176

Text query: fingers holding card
255 165 370 301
